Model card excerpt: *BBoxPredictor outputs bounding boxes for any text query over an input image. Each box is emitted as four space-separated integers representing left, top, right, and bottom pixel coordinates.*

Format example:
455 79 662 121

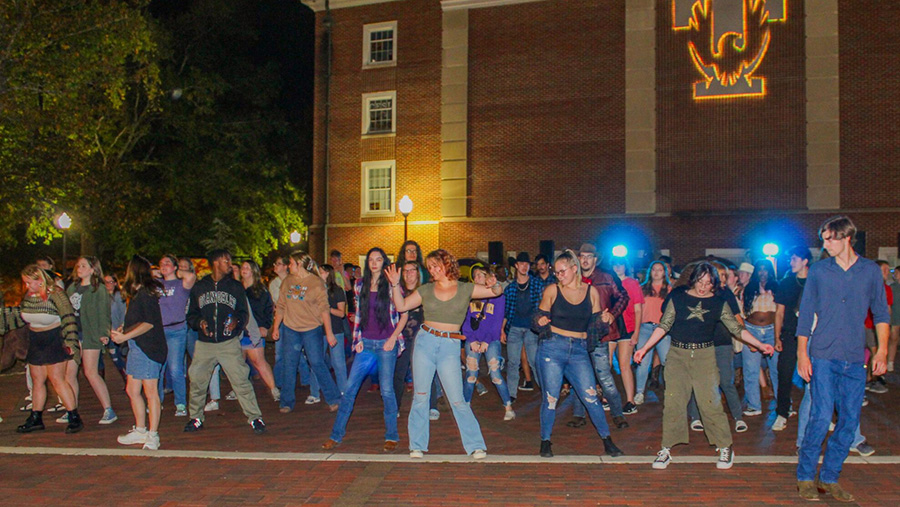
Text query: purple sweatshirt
461 294 505 343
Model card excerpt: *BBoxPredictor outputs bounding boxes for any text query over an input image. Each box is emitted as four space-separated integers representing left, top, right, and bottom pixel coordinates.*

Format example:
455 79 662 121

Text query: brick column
805 0 840 210
625 0 656 214
441 9 469 218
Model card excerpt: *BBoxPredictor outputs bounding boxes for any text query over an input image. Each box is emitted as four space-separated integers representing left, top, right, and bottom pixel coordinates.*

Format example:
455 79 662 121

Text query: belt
671 340 714 350
421 324 466 340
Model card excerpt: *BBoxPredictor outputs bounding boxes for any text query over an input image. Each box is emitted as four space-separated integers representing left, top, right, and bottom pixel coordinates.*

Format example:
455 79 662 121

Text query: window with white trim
362 91 396 135
361 160 395 217
363 21 397 68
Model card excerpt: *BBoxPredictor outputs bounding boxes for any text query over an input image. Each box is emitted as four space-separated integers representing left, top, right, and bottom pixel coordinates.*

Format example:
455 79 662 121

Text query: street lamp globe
290 230 302 244
398 195 413 216
57 212 72 230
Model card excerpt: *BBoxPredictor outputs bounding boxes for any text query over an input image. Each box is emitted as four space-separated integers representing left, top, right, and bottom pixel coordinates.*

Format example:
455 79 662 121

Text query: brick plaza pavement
1 346 898 505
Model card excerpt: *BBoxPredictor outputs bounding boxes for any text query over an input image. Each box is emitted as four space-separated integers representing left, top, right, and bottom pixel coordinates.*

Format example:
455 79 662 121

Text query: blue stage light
763 243 779 257
612 245 628 257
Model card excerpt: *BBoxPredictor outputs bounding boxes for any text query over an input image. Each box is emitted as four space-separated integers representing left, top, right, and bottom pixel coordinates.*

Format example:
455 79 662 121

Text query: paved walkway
1 351 898 505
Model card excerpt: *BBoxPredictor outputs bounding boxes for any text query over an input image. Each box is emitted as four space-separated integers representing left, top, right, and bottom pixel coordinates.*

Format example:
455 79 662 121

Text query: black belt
164 320 185 328
421 324 466 340
671 340 714 350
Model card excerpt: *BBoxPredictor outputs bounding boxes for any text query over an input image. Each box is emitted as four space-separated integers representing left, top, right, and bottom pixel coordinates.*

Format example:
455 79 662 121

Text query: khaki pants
188 338 262 423
662 346 732 449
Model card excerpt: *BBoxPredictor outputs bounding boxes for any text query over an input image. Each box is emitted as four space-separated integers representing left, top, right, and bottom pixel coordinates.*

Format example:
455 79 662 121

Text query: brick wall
467 0 626 217
839 0 900 208
655 0 807 212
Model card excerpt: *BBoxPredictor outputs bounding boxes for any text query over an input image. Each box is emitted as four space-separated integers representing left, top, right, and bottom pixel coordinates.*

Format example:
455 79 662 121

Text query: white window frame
360 160 396 218
363 21 397 68
361 91 397 136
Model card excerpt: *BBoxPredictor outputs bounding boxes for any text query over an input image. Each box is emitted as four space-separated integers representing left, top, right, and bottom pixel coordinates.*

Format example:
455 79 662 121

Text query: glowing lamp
290 230 302 244
763 243 779 257
57 212 72 230
612 245 628 258
398 195 413 216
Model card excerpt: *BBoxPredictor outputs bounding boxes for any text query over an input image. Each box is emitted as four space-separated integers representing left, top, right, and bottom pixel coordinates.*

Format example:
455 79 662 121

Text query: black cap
516 252 531 264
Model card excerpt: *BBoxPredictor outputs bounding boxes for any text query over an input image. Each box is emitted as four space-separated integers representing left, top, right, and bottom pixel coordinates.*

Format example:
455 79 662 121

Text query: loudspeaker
488 241 504 265
855 231 866 257
539 240 555 262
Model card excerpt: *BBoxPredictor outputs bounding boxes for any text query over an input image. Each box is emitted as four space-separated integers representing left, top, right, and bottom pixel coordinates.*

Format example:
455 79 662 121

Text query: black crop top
550 285 592 333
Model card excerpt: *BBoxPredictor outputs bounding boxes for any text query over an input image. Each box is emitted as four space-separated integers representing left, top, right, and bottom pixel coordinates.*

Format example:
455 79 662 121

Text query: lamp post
57 212 72 277
398 195 413 242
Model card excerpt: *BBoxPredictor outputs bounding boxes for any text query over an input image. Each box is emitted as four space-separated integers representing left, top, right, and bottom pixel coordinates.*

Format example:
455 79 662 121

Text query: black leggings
776 333 798 418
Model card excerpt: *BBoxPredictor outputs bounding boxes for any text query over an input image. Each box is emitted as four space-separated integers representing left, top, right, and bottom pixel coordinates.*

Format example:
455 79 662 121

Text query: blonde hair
290 251 319 274
21 264 54 300
554 249 582 279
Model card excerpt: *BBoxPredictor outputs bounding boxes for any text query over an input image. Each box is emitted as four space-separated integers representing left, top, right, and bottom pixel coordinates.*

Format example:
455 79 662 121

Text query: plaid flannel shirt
352 279 404 356
503 274 545 333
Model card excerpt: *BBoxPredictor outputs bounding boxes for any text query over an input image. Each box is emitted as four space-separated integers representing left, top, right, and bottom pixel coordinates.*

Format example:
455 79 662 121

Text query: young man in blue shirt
795 216 889 502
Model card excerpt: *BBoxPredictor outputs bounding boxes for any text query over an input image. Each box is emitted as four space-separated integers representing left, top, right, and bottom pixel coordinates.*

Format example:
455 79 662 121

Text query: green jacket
67 282 111 341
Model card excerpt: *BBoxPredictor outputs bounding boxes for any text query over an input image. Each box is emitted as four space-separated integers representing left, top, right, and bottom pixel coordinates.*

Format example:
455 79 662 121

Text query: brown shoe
797 481 820 501
279 406 292 414
383 440 398 452
322 439 340 450
329 403 339 412
816 480 855 503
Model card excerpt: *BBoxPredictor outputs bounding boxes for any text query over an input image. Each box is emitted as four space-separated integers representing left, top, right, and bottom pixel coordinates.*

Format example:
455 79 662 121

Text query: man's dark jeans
776 332 798 418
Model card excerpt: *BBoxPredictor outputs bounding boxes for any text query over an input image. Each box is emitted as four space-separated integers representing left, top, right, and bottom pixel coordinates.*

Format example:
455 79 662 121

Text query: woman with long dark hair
239 260 279 401
110 256 167 450
13 265 83 434
323 248 407 452
67 256 116 424
386 249 502 459
399 240 430 284
740 258 780 416
609 256 643 414
318 264 349 395
634 260 671 405
635 262 774 470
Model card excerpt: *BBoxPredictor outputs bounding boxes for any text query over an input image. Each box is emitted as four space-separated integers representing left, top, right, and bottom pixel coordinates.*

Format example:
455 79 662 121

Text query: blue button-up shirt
796 256 890 363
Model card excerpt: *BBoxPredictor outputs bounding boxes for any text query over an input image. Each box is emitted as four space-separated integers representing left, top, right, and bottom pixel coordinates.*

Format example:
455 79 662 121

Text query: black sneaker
612 415 629 429
540 440 553 458
623 402 638 415
16 412 45 433
520 380 534 392
251 418 267 435
184 418 204 432
65 414 84 434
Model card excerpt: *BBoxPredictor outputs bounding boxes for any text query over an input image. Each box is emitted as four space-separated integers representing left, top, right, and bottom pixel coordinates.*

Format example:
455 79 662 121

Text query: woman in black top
110 256 167 451
240 260 278 402
635 262 774 471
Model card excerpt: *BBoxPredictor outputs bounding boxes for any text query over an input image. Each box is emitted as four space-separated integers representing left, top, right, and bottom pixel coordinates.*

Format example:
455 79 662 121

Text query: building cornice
300 0 402 12
441 0 546 11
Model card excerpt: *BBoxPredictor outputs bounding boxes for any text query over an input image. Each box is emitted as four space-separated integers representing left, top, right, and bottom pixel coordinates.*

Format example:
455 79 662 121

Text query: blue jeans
506 326 539 399
310 333 349 397
408 329 486 454
797 358 866 483
464 340 511 405
538 334 611 441
741 323 779 412
634 322 670 395
795 381 865 450
159 326 188 407
186 328 220 400
280 326 341 409
275 323 311 389
573 340 625 419
330 339 398 443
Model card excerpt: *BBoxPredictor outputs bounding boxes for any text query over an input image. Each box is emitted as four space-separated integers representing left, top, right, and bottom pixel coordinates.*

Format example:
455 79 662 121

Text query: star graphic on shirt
686 302 709 322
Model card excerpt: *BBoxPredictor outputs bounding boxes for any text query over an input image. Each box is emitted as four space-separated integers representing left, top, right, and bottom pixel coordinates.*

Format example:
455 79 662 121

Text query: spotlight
612 245 628 258
763 243 779 257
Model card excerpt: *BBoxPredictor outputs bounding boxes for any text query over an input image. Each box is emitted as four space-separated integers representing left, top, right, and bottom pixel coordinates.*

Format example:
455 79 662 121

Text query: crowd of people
1 216 896 502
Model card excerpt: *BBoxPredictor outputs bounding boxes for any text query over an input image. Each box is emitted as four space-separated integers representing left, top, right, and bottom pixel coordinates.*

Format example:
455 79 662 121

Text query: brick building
300 0 899 269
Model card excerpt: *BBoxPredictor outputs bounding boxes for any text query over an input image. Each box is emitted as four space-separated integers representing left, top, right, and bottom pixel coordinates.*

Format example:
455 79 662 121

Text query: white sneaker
174 405 187 417
409 450 424 459
99 408 118 425
634 392 644 406
772 415 787 431
56 413 69 424
716 447 734 469
429 408 440 421
504 408 516 421
305 395 321 405
742 408 762 417
735 420 748 433
142 432 160 450
225 391 237 401
117 426 148 445
690 419 704 432
272 387 281 402
471 449 487 460
204 400 219 412
652 447 672 469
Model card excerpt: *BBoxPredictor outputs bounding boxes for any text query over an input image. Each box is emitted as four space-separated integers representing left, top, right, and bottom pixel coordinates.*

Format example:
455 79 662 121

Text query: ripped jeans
463 340 511 405
537 333 612 441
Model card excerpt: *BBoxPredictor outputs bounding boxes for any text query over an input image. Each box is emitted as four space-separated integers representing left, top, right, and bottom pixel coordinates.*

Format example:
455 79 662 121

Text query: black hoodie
187 274 248 343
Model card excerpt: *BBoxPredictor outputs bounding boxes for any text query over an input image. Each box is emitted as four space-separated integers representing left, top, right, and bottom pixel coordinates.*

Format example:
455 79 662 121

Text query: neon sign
672 0 786 100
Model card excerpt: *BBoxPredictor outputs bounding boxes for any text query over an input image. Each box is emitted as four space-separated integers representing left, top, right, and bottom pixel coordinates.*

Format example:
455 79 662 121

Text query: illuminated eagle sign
672 0 786 100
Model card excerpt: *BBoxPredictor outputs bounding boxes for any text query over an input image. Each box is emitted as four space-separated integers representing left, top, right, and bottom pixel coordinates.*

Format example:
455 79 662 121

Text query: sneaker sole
99 417 118 425
652 462 670 470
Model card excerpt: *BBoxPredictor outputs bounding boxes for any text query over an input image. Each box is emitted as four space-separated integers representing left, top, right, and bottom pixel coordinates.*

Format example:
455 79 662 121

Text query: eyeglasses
405 248 417 253
556 266 574 275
